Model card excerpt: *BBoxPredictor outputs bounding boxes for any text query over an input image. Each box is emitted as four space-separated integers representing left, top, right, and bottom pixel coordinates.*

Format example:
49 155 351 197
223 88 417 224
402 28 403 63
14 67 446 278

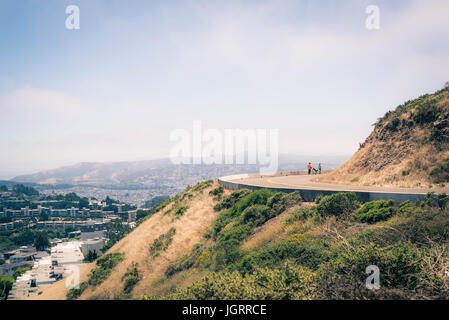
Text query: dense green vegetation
0 276 14 300
122 262 141 294
147 189 449 300
88 252 125 287
34 231 50 251
11 184 39 197
13 266 32 280
66 281 89 300
0 227 76 252
84 250 99 262
355 200 395 223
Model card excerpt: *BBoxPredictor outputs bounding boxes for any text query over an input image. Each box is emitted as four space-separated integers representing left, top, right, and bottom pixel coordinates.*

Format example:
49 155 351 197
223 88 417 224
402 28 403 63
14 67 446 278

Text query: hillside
31 181 449 300
316 86 449 188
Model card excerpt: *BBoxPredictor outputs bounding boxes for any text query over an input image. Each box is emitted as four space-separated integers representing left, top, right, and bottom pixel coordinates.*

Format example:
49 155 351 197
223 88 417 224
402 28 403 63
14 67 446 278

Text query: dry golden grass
29 181 230 300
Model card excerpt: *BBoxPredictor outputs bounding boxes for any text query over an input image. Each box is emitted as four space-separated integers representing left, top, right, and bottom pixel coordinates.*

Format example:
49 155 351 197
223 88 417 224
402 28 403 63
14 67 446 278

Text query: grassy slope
30 180 229 300
145 190 449 300
31 184 449 300
316 86 449 188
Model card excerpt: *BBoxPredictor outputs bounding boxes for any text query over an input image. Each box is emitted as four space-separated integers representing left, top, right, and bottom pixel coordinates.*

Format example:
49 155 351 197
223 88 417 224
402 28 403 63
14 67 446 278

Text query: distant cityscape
0 184 154 300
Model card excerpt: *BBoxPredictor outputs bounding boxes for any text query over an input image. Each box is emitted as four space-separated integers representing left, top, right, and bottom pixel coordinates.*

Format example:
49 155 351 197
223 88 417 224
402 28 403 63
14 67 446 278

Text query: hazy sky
1 0 448 178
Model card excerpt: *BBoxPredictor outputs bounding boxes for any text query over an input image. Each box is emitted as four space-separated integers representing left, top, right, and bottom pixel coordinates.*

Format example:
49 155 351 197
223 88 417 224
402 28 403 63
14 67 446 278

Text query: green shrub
282 191 302 207
165 243 204 277
154 263 317 300
191 180 213 192
413 100 439 125
212 189 274 237
149 227 176 258
355 200 396 223
0 276 14 300
235 234 331 275
240 204 270 227
215 225 252 266
316 192 359 218
317 242 436 299
429 160 449 183
13 266 32 280
66 282 88 300
88 252 125 286
386 117 400 131
175 206 188 216
232 189 274 216
122 262 141 294
284 207 316 225
209 186 224 200
402 168 411 176
214 189 251 212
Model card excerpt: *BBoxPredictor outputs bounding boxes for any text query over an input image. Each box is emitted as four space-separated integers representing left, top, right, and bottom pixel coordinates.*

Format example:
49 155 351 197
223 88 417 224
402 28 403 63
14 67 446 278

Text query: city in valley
0 183 152 299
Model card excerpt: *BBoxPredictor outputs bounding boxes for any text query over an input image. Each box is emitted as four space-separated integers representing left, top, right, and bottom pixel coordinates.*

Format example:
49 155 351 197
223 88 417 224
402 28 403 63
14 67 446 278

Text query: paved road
229 173 448 195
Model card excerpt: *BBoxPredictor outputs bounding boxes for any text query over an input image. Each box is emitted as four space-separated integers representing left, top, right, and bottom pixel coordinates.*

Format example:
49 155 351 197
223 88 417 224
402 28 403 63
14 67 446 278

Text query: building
80 238 105 256
51 241 84 265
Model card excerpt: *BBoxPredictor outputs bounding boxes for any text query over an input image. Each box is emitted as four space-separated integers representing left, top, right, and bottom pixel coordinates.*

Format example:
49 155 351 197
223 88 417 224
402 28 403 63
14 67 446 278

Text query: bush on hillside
316 192 359 218
122 262 141 294
165 243 204 277
157 263 317 300
88 252 125 286
413 100 440 125
209 186 224 200
429 160 449 183
355 200 396 223
149 227 176 258
214 189 251 211
66 282 88 300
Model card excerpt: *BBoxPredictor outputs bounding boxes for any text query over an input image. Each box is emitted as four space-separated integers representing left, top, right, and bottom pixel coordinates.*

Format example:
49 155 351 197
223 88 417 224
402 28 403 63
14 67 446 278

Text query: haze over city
1 0 449 178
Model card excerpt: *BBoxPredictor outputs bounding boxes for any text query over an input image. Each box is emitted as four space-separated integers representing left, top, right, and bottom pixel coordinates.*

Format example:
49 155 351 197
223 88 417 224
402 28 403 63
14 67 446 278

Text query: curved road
231 173 448 194
220 172 449 202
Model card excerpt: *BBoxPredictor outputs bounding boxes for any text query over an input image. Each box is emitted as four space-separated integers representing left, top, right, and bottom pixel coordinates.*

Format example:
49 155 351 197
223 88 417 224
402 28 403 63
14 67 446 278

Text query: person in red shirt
307 162 312 175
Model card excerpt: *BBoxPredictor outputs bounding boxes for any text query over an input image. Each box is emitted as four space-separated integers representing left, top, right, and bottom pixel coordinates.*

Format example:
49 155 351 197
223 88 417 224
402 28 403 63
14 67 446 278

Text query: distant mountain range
10 154 350 188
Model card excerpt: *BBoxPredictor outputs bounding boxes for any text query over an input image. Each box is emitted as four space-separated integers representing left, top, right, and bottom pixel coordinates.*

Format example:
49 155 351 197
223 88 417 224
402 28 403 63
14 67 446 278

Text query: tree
85 250 98 262
445 81 449 88
437 193 449 210
0 185 8 192
0 276 14 300
39 212 49 221
12 184 39 197
101 220 131 252
34 232 50 251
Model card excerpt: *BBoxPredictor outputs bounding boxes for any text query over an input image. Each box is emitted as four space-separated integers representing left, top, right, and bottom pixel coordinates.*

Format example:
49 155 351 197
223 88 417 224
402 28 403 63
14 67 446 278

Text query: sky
0 0 448 178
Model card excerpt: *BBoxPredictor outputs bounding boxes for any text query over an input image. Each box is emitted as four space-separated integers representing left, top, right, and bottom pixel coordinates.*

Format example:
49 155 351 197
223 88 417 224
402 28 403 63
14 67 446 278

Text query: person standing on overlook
307 162 312 175
318 163 322 174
